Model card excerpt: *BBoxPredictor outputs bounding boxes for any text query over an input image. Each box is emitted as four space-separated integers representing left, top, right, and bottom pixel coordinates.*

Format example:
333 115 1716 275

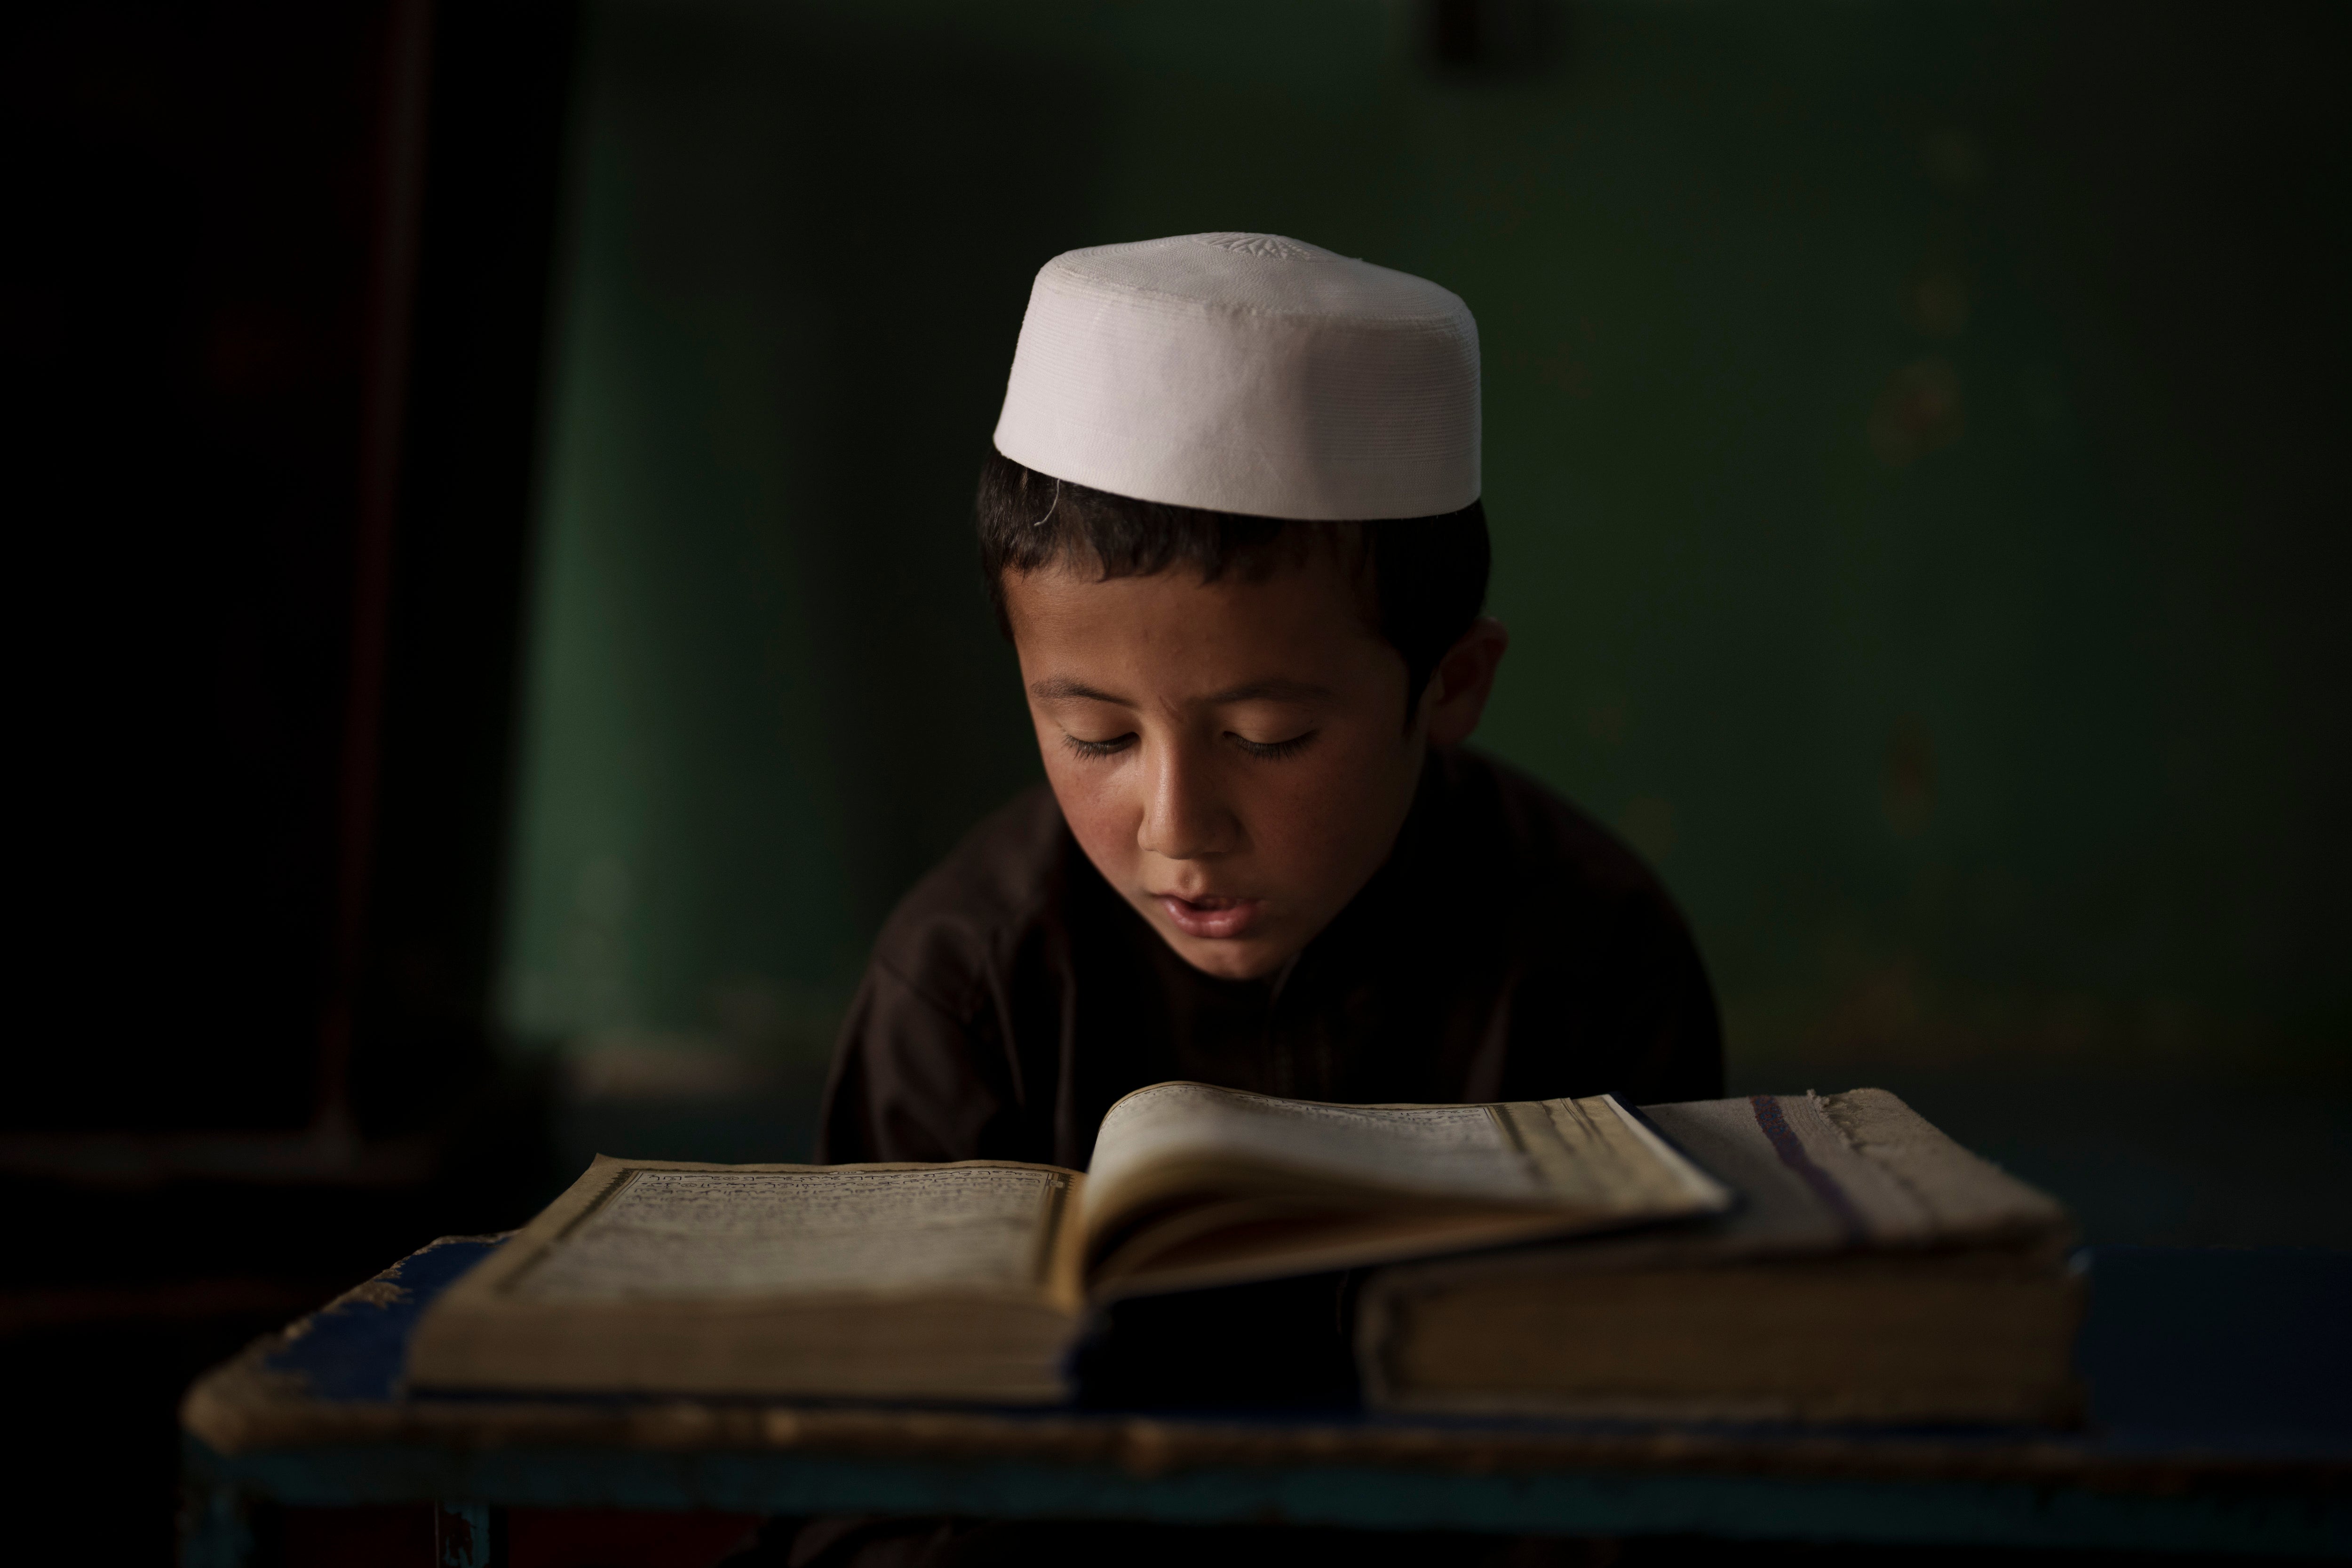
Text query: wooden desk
180 1238 2351 1565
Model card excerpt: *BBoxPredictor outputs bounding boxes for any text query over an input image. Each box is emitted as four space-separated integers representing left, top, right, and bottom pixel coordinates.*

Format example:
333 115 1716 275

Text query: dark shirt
818 746 1721 1169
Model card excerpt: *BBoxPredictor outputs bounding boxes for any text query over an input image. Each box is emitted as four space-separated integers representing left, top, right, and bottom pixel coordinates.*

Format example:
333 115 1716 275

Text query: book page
1086 1083 1546 1218
1492 1097 1729 1211
512 1166 1066 1301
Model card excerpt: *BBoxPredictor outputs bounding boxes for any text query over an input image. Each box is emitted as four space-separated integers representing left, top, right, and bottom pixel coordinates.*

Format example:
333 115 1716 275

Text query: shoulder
1428 746 1707 975
1433 748 1723 1100
1431 746 1669 913
866 782 1073 1020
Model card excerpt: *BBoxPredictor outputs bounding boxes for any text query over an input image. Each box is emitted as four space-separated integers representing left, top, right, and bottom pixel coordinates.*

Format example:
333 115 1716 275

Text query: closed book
1356 1089 2082 1425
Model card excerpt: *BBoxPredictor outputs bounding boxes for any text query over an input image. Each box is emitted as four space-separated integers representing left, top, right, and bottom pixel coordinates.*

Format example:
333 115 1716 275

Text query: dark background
2 0 2344 1560
5 1 575 1558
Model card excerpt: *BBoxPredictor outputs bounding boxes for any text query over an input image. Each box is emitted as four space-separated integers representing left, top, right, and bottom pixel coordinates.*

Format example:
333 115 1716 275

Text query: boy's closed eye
1057 726 1321 762
1229 730 1316 760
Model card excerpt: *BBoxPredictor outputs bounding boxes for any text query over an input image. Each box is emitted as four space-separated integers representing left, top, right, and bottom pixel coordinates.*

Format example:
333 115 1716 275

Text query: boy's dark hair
976 451 1491 723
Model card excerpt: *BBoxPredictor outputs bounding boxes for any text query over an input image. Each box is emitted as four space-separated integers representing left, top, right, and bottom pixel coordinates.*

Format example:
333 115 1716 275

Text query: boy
819 232 1719 1171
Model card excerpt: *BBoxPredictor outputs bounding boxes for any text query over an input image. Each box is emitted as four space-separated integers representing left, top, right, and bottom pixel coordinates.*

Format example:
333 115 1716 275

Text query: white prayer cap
992 233 1480 521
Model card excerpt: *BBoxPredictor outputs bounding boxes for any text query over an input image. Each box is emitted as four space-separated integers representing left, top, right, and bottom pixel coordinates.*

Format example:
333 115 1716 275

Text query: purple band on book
1749 1095 1868 1242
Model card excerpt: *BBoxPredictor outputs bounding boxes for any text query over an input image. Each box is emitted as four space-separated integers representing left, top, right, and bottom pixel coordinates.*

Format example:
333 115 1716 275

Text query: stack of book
410 1083 2080 1425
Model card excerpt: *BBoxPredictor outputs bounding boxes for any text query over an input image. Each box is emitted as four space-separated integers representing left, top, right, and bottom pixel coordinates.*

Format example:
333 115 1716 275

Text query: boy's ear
1421 617 1510 747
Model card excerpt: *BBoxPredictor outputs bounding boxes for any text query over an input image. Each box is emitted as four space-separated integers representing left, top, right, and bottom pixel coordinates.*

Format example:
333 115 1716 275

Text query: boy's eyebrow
1026 676 1337 707
1029 677 1133 706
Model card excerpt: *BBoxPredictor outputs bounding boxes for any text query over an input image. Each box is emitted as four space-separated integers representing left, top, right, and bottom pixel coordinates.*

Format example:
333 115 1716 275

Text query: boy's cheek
1041 764 1141 871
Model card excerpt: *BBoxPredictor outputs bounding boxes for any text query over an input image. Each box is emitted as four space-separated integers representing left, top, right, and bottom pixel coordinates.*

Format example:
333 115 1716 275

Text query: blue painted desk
179 1239 2351 1564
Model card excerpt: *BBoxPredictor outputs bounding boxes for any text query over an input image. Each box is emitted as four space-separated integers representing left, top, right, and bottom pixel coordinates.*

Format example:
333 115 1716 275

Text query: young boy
818 232 1720 1171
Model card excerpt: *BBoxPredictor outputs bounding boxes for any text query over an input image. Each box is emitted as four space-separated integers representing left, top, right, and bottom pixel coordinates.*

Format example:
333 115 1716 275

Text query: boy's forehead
1004 561 1391 693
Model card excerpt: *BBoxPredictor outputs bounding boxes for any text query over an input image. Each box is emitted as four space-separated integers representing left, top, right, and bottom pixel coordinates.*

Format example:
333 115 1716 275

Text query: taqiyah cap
992 233 1480 521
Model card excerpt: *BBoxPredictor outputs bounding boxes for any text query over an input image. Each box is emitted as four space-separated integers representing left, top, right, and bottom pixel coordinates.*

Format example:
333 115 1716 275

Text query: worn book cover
1357 1089 2083 1424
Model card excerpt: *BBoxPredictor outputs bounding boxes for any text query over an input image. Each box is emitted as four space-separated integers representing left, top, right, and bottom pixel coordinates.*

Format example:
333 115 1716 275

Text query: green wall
499 0 2347 1227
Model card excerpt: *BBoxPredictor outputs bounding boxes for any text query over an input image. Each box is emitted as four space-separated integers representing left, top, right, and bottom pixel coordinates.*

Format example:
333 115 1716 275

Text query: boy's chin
1152 923 1296 983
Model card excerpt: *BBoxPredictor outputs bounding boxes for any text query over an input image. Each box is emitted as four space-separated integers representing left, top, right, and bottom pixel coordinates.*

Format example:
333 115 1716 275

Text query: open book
408 1082 1729 1401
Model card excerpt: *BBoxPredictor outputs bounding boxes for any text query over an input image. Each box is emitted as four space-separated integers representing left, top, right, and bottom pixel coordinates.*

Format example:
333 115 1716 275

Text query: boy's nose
1136 742 1236 860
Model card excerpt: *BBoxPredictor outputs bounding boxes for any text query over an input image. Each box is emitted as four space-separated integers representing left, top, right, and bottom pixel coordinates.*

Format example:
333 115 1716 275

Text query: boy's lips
1154 892 1264 940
